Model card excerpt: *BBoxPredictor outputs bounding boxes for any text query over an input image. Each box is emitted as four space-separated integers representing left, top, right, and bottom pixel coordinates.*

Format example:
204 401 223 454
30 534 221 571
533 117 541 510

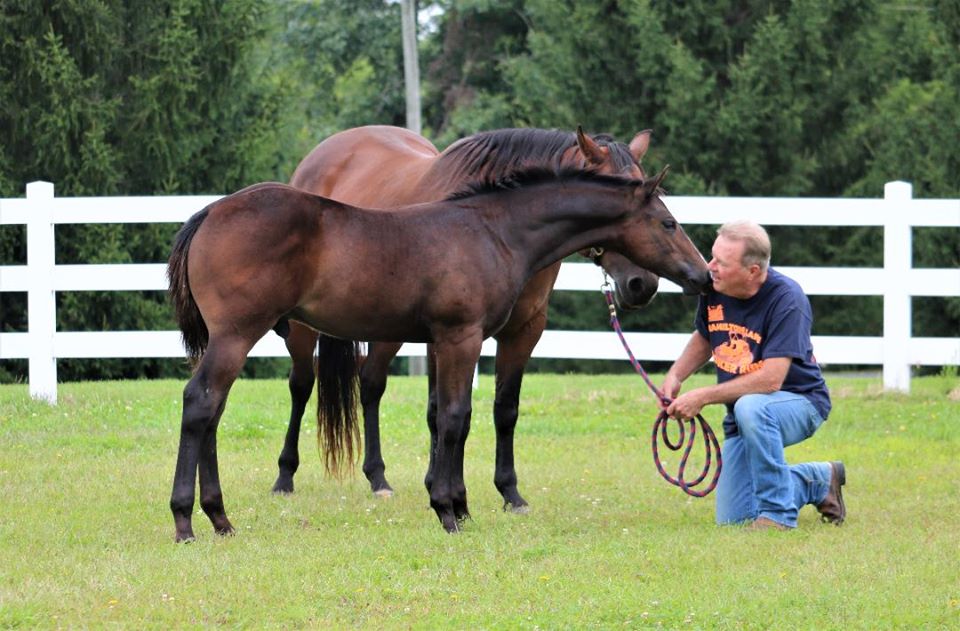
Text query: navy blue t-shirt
694 268 831 437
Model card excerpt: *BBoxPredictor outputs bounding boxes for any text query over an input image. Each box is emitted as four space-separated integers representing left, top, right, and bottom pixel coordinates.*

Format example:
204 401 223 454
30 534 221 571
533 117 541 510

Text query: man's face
707 235 758 298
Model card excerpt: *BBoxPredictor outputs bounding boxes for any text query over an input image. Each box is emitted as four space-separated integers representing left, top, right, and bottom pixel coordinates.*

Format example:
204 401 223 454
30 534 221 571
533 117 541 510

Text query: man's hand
659 374 683 410
666 389 706 420
662 357 793 420
659 331 712 411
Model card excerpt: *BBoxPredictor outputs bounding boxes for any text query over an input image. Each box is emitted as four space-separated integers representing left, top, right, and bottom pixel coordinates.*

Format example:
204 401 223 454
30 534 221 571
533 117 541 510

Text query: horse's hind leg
423 348 439 494
360 341 403 497
198 406 233 536
272 324 318 494
170 335 252 542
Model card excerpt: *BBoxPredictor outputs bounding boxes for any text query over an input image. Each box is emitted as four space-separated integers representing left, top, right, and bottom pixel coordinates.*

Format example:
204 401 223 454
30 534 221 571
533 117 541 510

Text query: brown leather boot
816 461 846 525
748 516 790 531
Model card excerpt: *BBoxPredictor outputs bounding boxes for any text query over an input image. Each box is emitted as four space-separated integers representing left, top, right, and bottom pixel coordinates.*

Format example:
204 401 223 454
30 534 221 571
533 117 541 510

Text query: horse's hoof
214 522 236 537
443 520 461 533
175 532 195 544
502 494 530 514
506 503 530 515
272 476 294 494
438 512 461 533
370 478 394 498
454 502 471 522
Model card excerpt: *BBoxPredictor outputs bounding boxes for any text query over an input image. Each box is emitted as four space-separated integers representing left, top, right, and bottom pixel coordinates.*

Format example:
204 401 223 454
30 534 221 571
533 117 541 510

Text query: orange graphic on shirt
707 304 725 322
713 331 756 372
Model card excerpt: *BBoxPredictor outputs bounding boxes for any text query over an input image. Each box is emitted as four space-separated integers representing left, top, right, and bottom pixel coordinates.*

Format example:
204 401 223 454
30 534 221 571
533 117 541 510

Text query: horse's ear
652 165 669 190
576 125 605 165
638 165 670 199
629 130 652 162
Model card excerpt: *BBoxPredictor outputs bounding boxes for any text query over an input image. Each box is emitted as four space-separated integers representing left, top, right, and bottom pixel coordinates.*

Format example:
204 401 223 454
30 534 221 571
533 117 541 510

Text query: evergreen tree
2 1 956 381
446 0 959 350
270 0 408 145
0 0 297 381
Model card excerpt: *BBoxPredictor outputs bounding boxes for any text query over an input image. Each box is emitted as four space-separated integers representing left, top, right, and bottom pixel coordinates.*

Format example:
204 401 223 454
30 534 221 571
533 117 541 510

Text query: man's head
707 220 771 299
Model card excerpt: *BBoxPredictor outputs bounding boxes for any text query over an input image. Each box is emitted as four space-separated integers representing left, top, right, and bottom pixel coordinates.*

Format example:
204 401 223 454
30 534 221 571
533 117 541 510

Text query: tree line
1 0 957 381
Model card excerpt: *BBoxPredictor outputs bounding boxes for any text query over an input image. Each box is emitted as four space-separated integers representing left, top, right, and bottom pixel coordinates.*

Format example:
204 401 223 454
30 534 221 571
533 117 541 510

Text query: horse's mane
434 128 638 184
446 166 644 201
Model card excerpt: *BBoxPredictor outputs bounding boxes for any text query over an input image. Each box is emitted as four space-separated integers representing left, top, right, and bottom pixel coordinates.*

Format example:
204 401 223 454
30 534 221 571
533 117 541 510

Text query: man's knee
715 437 756 524
732 393 773 437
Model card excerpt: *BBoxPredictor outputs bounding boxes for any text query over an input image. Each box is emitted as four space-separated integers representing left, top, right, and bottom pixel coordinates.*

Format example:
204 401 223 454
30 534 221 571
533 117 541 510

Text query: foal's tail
167 208 210 365
315 334 362 478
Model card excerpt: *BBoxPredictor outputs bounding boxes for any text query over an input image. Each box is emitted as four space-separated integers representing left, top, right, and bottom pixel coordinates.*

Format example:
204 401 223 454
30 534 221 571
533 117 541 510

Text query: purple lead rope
602 282 722 497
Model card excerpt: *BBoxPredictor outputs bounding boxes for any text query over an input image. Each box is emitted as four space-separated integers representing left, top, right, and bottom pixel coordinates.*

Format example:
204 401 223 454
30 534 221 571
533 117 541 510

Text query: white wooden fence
1 180 958 403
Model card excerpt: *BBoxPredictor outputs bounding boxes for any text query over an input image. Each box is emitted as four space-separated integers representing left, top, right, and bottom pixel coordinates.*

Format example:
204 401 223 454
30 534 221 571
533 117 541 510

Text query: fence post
883 181 912 393
26 181 57 403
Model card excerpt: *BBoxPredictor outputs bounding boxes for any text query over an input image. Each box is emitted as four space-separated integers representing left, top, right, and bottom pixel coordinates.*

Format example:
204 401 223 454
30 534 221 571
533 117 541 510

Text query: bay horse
167 166 709 540
274 125 663 512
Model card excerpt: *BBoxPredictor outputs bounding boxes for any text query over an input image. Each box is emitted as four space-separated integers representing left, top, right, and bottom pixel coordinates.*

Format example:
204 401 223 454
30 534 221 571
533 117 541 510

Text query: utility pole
401 0 421 134
401 0 427 375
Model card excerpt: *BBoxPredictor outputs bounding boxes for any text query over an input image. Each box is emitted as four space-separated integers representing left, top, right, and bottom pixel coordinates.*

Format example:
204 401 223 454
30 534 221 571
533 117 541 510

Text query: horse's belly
290 304 432 343
292 251 519 345
291 295 512 345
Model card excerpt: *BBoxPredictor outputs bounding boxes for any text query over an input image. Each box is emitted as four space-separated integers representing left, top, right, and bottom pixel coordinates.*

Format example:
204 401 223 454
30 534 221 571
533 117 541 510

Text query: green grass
1 373 958 629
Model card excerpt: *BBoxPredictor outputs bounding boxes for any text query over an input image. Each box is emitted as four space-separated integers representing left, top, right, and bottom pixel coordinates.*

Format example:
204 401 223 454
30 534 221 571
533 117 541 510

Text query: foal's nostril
628 277 647 295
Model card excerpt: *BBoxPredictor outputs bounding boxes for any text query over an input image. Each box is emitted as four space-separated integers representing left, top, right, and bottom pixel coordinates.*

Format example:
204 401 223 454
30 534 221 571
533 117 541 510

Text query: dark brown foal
168 167 709 540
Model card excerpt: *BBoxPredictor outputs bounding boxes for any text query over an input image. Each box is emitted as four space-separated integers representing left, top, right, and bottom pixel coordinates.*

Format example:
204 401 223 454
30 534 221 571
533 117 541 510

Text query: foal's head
450 167 710 296
605 167 710 295
571 127 661 307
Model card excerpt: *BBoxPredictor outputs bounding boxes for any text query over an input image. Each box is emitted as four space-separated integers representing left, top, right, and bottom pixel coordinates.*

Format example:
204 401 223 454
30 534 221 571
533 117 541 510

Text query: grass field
1 373 958 629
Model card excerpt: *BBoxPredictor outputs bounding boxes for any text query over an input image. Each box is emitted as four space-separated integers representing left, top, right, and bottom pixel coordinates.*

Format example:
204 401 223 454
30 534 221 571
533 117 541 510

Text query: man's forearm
665 331 712 383
688 358 789 406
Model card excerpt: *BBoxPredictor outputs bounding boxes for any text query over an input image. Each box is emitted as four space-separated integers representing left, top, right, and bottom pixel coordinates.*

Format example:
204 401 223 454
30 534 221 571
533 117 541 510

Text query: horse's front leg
429 334 482 532
272 323 318 494
171 336 250 542
492 308 548 513
360 341 403 497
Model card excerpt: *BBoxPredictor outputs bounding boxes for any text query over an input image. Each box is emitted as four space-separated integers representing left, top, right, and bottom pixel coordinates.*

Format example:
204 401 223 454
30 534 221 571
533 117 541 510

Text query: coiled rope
602 280 722 497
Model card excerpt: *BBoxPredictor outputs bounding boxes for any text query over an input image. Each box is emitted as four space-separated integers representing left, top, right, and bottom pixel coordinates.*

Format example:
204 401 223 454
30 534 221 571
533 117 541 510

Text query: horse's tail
315 334 362 478
167 208 210 365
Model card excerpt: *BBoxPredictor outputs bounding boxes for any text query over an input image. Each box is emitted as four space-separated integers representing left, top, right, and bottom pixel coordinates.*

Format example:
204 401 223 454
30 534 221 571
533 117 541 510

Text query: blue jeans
715 391 832 528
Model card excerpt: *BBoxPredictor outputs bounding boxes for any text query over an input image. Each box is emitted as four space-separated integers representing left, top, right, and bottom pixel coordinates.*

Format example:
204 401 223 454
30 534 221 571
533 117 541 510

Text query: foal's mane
446 166 644 201
434 128 638 184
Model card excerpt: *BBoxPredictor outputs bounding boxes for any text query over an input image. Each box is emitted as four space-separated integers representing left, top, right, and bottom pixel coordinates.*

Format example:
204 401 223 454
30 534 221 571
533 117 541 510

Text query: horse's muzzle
615 275 659 309
680 268 713 296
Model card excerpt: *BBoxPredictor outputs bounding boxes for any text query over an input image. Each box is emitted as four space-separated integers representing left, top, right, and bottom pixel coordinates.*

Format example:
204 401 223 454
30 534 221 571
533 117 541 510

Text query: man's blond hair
717 220 771 272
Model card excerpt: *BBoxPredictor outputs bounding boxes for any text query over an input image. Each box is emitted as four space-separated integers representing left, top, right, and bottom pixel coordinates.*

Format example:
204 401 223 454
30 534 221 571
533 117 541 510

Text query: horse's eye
662 219 677 231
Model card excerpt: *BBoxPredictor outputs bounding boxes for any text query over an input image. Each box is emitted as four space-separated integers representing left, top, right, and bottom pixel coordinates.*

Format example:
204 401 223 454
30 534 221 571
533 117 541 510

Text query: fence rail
1 180 958 403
